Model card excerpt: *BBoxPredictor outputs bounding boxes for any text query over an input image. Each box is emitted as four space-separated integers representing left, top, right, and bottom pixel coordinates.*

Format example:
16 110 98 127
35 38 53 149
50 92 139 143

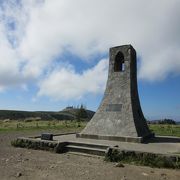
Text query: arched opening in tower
114 51 125 72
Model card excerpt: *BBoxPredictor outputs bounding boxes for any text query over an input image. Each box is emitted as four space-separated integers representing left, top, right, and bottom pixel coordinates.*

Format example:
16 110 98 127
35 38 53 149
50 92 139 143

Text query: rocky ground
0 131 180 180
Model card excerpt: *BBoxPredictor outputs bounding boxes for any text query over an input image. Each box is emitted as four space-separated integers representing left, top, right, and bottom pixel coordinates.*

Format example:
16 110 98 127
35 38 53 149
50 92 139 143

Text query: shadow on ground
145 136 180 144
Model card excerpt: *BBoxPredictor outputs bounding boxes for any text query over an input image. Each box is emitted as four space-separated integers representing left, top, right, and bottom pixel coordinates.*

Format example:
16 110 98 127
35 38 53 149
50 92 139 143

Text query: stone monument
77 45 154 143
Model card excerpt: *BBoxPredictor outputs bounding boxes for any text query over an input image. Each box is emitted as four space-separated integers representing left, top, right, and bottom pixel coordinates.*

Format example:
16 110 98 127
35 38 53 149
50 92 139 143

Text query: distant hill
0 108 95 121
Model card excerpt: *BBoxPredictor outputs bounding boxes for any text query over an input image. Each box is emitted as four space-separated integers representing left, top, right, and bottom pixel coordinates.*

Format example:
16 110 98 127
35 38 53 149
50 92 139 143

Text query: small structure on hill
77 45 154 143
64 106 74 110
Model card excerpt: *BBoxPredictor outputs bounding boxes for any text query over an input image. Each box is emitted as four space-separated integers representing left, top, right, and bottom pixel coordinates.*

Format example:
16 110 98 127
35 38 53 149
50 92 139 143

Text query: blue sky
0 0 180 121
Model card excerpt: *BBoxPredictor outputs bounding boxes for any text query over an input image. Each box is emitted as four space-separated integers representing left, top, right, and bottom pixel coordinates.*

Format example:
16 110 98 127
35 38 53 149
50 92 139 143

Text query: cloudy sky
0 0 180 120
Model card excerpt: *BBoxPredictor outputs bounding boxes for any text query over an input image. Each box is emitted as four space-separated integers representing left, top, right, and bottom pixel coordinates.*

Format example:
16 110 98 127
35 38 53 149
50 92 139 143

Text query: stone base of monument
12 133 180 156
58 141 108 156
12 134 108 156
76 133 155 143
11 133 180 168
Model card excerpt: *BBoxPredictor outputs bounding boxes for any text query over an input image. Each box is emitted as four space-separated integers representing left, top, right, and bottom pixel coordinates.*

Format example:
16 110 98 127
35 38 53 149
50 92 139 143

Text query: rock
161 173 167 176
50 165 54 169
16 172 22 177
121 175 127 180
50 164 57 169
57 161 63 164
3 119 10 123
115 162 124 167
142 172 149 176
161 173 167 179
161 173 168 180
17 159 22 162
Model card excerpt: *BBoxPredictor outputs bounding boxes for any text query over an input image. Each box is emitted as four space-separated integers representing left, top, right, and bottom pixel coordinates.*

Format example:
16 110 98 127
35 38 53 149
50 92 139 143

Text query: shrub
105 148 180 169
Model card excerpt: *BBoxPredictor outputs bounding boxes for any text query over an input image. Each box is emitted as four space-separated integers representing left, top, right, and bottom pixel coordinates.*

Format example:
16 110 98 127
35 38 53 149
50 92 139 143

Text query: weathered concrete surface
14 133 180 167
78 45 153 142
53 134 180 155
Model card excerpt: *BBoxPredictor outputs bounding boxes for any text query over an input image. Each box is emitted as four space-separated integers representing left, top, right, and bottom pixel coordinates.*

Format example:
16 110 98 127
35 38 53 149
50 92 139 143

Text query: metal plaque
106 104 122 111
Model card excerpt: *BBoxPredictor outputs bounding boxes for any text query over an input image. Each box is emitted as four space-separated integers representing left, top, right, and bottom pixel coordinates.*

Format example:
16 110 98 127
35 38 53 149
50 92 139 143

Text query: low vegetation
0 120 86 132
149 124 180 137
105 148 180 169
1 119 180 137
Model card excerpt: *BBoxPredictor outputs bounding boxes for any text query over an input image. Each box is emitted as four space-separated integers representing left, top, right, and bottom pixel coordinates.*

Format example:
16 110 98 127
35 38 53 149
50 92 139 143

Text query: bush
105 148 180 169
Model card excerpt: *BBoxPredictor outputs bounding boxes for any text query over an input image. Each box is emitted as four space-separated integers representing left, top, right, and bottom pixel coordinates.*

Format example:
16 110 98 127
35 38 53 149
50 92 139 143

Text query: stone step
67 141 109 150
67 151 104 158
65 145 106 156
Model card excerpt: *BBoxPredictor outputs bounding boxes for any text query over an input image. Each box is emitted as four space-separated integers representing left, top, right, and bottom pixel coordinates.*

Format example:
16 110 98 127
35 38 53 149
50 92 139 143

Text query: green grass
149 124 180 137
1 120 180 137
0 120 86 133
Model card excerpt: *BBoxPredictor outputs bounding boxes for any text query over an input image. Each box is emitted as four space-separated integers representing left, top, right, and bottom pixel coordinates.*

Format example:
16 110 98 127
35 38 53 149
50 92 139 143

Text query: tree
160 119 176 125
75 104 87 121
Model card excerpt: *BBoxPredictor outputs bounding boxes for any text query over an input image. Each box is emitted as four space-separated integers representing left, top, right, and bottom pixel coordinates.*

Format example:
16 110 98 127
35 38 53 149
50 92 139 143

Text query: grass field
149 124 180 137
0 120 180 137
0 120 86 133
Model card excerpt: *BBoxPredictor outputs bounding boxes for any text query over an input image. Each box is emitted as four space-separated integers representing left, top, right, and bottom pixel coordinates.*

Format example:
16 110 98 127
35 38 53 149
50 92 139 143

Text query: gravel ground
0 131 180 180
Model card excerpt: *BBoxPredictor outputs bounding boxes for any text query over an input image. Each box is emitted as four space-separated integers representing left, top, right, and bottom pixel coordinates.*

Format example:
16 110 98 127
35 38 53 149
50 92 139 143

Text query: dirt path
0 131 180 180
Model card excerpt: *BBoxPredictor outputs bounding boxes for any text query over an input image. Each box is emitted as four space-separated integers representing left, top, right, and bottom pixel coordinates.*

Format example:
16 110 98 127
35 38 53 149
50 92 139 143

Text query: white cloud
19 0 180 80
139 47 180 81
0 0 36 90
0 0 180 99
0 24 24 89
37 59 108 100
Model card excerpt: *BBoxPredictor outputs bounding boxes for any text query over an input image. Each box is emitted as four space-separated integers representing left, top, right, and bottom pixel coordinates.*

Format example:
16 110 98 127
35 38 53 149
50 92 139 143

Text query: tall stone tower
77 45 153 143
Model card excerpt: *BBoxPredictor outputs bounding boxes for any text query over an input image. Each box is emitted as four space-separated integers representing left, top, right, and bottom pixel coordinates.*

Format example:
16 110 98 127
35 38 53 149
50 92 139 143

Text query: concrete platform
76 132 154 143
13 132 180 169
34 133 180 156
